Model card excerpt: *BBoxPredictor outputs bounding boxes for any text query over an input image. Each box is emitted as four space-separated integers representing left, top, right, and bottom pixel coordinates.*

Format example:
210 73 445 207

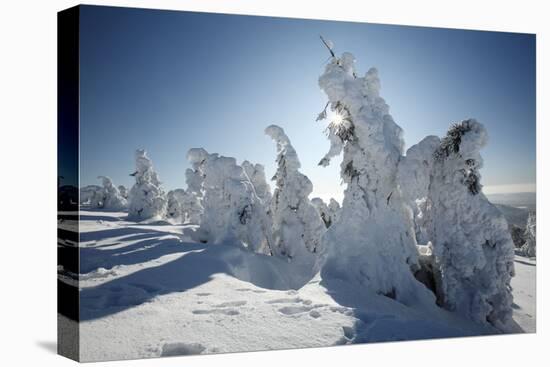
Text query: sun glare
331 112 344 126
333 113 344 125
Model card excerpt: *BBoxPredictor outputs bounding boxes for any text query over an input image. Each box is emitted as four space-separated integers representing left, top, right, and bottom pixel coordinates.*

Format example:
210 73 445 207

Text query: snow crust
73 211 511 362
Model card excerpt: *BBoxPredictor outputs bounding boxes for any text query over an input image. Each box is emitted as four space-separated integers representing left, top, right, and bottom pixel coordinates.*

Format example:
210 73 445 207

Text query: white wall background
0 0 547 366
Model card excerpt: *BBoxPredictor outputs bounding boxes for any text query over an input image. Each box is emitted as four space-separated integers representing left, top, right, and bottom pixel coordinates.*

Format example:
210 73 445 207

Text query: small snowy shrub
127 149 167 221
266 125 326 260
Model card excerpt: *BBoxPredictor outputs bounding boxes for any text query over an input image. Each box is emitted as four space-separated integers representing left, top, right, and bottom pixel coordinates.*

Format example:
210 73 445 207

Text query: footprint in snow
160 342 206 356
266 297 313 305
309 310 321 319
266 297 302 304
213 300 247 307
236 288 266 293
278 305 313 316
192 309 240 316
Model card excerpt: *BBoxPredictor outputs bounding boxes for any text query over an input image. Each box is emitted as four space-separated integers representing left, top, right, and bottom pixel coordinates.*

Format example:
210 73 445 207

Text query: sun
332 112 344 126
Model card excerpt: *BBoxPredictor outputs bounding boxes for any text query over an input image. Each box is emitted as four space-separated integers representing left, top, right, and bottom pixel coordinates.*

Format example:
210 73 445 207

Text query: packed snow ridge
79 40 523 349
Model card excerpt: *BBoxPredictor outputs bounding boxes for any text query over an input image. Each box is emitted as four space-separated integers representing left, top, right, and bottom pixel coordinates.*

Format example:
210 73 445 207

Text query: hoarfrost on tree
127 149 167 221
166 188 202 224
80 185 102 207
242 160 272 204
118 185 128 199
520 212 536 257
193 149 273 254
400 119 516 329
397 135 441 247
186 148 208 198
266 125 326 261
316 46 434 306
327 199 341 226
311 197 340 228
97 176 127 210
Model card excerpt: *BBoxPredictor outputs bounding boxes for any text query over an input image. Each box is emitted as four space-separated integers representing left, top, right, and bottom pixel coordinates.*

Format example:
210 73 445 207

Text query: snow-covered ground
60 210 534 362
511 254 536 333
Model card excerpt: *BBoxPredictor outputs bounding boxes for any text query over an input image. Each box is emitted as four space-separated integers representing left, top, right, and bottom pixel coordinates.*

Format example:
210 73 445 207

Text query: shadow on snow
79 218 310 321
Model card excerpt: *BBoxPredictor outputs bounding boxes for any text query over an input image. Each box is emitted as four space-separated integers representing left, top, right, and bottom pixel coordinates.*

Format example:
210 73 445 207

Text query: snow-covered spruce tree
184 148 208 224
311 197 341 229
118 185 128 199
166 188 203 224
316 45 433 305
186 148 208 197
266 125 326 260
397 136 441 247
196 149 273 254
80 185 102 207
327 198 341 225
311 197 332 228
520 212 536 257
97 176 127 210
242 160 272 204
166 189 187 221
127 149 167 221
427 119 515 328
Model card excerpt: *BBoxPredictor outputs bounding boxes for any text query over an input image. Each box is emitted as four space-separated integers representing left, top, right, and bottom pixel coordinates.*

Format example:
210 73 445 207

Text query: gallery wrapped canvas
58 5 536 362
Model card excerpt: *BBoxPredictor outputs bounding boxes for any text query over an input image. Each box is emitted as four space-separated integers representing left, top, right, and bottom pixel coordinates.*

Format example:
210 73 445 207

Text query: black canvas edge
57 5 81 362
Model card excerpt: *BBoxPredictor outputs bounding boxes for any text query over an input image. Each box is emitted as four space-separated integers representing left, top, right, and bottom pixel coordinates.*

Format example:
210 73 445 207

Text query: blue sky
79 5 536 201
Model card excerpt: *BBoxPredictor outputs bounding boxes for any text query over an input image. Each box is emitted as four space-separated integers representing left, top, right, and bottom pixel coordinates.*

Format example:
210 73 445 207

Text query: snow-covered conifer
186 148 208 197
520 212 536 257
196 149 273 254
427 120 515 328
97 176 127 210
118 185 128 199
242 160 272 204
266 125 326 260
311 197 340 228
316 47 433 304
311 197 331 228
397 136 441 246
80 185 102 207
127 149 167 221
166 188 203 224
166 189 186 221
327 199 341 226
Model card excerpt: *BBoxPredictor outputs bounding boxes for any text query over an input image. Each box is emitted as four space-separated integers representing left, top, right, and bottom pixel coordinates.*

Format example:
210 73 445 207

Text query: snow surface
510 255 536 333
62 210 534 362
